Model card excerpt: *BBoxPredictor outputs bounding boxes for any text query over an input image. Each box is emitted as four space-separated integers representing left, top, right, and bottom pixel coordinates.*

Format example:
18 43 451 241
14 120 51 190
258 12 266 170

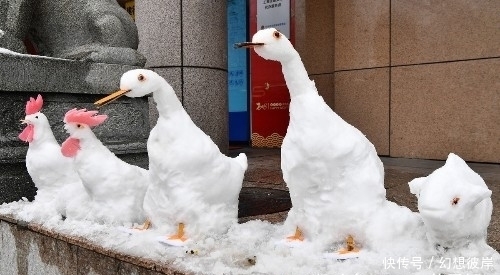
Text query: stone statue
0 0 145 66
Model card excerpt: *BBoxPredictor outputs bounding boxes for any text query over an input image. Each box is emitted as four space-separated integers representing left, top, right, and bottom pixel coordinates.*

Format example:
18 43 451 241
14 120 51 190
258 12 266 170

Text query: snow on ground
1 199 499 275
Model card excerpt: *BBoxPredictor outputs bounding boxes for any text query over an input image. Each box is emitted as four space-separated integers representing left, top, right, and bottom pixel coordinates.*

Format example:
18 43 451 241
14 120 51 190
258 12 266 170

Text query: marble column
135 0 228 152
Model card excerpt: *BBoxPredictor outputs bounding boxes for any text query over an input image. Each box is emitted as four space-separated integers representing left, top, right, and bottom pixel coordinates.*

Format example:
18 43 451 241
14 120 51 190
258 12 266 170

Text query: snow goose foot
133 218 152 231
323 236 361 260
337 235 360 255
286 226 304 242
117 219 152 234
275 226 305 247
157 223 190 246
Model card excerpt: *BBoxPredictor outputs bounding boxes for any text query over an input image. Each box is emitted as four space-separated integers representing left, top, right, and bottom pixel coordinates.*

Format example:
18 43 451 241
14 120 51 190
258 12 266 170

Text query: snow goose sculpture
61 108 149 225
237 28 386 250
18 95 84 220
409 153 493 250
95 69 247 245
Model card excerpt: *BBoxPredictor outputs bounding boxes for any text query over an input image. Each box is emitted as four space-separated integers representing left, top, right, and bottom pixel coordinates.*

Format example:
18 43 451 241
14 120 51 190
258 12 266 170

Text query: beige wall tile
294 0 307 53
310 73 335 110
334 68 390 155
295 0 335 75
392 0 500 65
391 58 500 163
334 0 390 70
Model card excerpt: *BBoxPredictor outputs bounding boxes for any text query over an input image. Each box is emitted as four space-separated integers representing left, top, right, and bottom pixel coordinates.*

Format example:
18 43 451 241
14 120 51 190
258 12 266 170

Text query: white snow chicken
237 28 387 249
18 94 84 220
61 108 149 225
94 69 247 245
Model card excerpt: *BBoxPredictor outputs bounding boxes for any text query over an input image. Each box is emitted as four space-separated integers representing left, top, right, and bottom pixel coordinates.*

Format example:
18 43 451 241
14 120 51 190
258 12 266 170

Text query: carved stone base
0 53 149 204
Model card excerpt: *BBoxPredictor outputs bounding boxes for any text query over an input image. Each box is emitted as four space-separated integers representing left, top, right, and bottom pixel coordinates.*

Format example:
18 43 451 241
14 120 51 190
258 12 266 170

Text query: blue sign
228 0 249 142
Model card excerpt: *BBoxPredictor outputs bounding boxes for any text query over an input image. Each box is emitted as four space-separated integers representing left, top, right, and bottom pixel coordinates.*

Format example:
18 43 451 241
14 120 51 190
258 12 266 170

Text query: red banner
249 0 294 148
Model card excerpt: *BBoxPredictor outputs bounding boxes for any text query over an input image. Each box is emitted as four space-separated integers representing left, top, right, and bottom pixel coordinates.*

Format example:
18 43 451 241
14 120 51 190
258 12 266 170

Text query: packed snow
61 108 149 225
1 28 498 274
17 95 86 221
409 153 493 250
269 29 387 248
1 197 499 275
94 69 248 245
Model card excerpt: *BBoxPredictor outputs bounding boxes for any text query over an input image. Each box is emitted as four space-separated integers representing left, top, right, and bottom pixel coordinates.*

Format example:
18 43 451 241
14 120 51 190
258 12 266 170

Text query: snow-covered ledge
2 191 500 275
0 213 190 275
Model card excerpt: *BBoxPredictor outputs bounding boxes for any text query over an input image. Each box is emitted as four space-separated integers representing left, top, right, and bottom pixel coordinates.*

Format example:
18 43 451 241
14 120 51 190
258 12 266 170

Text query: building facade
125 0 499 163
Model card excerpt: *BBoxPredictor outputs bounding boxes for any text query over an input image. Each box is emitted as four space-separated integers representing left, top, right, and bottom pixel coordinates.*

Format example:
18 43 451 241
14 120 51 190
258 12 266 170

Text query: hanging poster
257 0 290 38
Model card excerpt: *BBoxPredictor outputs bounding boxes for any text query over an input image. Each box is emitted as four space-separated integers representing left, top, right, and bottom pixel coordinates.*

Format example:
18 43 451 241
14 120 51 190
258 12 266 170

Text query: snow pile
410 153 493 250
281 90 388 249
240 28 391 252
17 95 87 222
1 196 499 275
97 69 248 243
61 108 149 225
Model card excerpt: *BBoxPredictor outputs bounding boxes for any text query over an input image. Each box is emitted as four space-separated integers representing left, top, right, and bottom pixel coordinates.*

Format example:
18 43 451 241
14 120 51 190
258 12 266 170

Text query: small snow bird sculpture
237 28 387 250
18 94 83 219
61 108 149 225
409 153 493 250
95 69 247 245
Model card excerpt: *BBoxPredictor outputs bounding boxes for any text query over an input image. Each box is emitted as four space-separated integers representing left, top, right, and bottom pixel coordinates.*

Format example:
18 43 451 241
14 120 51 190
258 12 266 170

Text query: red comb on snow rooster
18 95 84 221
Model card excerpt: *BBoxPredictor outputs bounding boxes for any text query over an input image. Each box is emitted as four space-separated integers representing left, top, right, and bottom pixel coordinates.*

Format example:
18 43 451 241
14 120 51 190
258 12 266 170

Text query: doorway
228 0 293 147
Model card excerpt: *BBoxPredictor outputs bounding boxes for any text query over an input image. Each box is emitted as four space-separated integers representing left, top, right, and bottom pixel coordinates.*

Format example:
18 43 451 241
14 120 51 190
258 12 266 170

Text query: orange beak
94 89 130 108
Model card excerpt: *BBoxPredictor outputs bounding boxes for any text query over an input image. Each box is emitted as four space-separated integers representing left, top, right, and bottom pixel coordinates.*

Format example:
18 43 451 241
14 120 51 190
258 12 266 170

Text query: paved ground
229 147 500 251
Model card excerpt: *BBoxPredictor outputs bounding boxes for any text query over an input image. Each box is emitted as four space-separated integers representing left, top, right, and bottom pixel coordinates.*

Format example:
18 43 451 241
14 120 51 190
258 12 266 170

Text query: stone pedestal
0 215 186 275
0 53 149 204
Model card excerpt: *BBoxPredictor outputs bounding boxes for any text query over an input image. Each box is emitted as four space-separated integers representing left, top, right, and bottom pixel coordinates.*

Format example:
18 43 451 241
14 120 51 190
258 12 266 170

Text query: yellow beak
94 89 130 108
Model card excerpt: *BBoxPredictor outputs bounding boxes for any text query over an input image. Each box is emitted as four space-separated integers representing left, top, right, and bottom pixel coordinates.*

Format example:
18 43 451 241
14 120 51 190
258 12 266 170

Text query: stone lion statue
0 0 145 66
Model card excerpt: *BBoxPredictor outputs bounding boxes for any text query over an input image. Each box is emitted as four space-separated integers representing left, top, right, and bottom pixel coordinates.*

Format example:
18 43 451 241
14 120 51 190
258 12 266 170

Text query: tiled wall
295 0 335 108
298 0 499 163
136 0 229 152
